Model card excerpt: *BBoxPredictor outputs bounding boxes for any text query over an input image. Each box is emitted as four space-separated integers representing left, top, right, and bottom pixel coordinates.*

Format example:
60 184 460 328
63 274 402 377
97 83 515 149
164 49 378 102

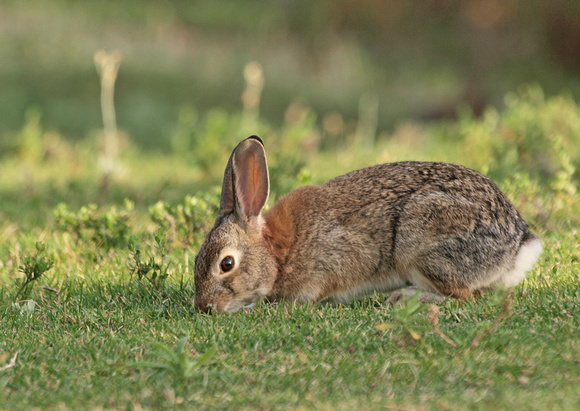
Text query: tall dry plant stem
94 49 122 199
241 61 264 133
355 92 379 147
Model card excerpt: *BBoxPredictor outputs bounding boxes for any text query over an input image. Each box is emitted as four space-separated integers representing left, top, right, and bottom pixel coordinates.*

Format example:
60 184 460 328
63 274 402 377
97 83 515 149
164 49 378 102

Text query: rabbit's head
194 136 277 313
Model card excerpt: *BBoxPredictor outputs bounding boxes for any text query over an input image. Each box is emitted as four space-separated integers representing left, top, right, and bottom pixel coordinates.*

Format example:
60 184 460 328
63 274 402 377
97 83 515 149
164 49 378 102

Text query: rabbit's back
325 161 516 218
266 161 540 301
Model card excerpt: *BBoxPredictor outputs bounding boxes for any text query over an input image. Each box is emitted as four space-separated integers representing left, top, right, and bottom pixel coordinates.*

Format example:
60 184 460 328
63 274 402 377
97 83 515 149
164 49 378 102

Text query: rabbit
194 135 543 313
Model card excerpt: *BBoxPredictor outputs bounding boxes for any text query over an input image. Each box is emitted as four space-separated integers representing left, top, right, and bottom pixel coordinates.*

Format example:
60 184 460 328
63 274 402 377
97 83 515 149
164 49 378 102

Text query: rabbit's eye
220 256 235 273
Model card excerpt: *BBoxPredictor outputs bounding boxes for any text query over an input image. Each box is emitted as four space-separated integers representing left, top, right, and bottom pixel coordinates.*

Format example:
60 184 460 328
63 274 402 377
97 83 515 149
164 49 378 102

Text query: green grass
1 91 580 409
0 235 578 409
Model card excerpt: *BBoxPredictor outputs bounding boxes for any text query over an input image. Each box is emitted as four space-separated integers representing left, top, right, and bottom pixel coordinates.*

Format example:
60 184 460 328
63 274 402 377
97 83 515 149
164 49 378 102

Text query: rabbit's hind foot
385 287 446 305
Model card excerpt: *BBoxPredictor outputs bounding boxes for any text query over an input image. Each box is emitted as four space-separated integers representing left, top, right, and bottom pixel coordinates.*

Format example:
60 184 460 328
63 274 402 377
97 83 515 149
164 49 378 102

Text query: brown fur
262 200 294 273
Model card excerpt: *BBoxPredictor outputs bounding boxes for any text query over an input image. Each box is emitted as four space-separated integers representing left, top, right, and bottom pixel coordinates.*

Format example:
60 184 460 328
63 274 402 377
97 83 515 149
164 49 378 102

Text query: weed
375 292 430 342
128 229 171 290
15 242 54 300
126 336 216 384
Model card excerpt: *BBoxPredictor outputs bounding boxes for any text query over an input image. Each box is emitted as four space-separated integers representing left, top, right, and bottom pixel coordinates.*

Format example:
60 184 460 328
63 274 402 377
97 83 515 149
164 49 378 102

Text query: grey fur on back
266 161 536 301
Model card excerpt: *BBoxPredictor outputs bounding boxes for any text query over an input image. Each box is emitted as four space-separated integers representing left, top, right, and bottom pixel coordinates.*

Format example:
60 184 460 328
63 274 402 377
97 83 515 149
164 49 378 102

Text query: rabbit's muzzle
194 298 212 314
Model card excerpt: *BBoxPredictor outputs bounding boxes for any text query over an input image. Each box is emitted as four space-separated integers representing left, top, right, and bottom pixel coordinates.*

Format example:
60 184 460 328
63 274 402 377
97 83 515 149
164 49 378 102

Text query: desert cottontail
194 136 542 313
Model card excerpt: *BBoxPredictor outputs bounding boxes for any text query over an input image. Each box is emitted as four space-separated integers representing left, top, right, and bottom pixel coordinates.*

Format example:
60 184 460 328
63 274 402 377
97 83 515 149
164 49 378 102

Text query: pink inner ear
234 143 269 218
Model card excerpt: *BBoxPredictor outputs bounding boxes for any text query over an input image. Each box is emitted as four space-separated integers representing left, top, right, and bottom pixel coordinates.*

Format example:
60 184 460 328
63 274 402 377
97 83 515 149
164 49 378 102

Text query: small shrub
150 191 219 248
500 173 547 228
550 135 578 214
500 134 579 229
54 199 134 249
435 85 580 183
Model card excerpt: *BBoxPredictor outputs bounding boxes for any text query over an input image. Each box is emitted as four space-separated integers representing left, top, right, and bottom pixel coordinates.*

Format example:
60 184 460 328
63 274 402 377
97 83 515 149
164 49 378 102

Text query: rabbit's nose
194 299 212 314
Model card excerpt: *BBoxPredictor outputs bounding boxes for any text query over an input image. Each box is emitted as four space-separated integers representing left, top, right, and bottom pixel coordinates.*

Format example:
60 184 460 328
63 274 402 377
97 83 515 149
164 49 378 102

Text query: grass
0 241 578 409
1 90 580 409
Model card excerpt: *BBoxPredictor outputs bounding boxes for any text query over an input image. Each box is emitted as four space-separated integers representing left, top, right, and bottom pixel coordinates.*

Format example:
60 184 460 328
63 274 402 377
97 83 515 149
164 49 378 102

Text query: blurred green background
2 0 580 150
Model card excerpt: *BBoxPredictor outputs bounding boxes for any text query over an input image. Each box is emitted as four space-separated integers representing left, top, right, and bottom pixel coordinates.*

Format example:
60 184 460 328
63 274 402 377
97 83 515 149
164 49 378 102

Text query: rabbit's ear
233 136 270 219
219 152 236 217
219 136 269 220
